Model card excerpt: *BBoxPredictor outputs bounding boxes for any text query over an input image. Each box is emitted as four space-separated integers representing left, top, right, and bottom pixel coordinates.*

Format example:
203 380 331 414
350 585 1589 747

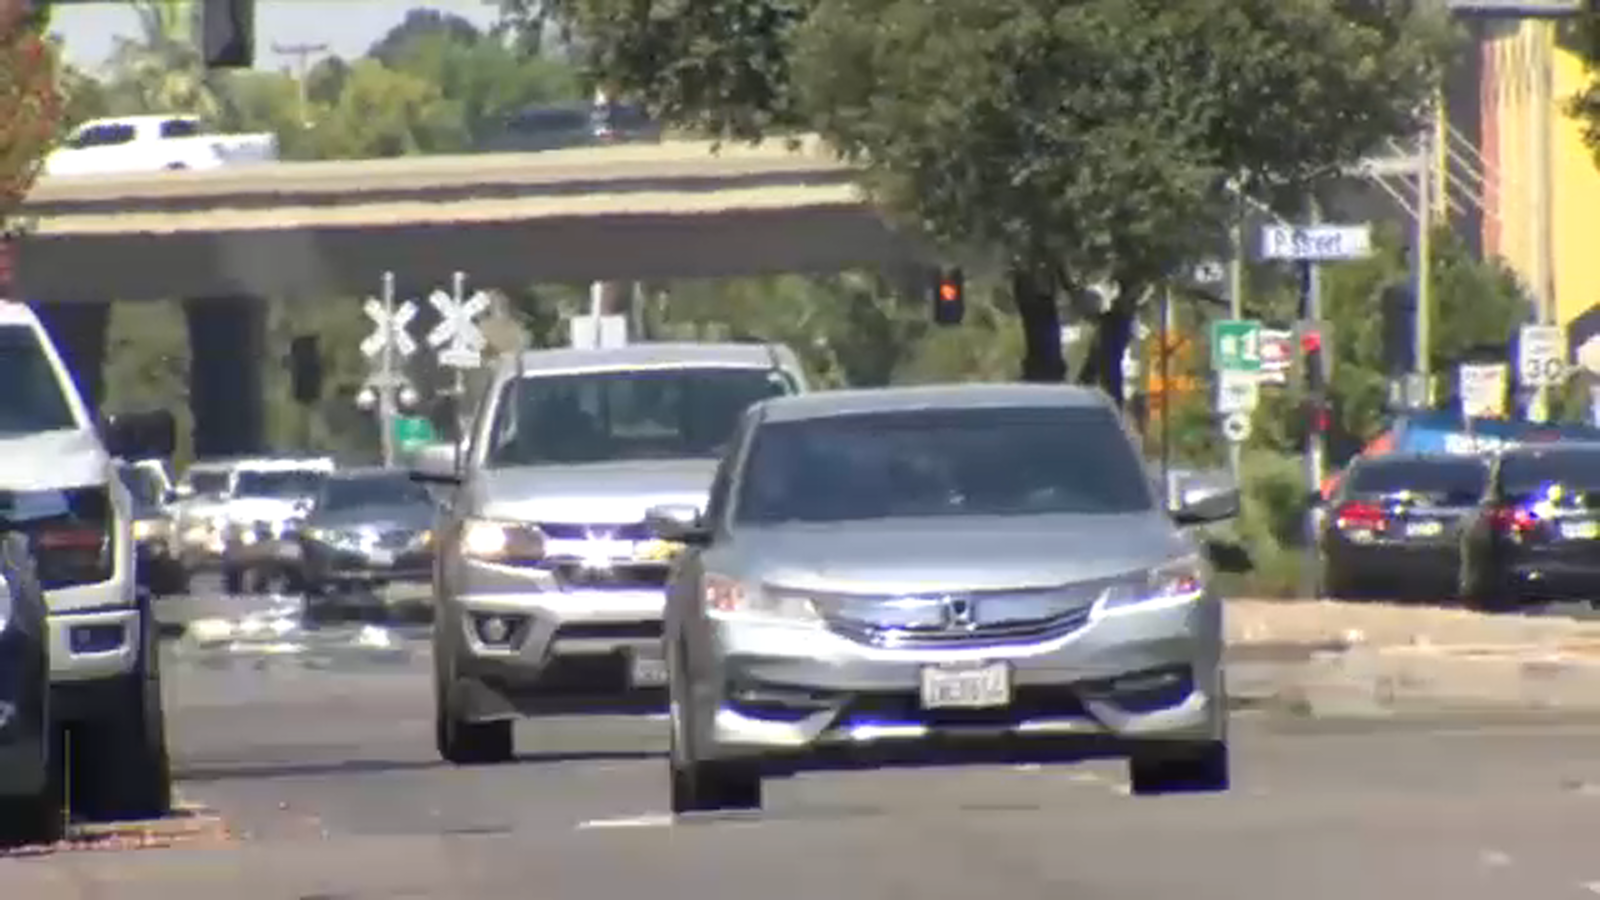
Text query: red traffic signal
1299 330 1322 355
931 267 965 326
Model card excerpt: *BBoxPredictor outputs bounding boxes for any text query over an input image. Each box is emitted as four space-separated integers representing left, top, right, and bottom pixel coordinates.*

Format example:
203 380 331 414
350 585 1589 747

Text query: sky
48 0 502 74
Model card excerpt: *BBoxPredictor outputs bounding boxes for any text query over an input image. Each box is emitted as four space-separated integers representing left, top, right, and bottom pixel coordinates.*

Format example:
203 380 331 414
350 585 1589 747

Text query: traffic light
931 267 965 326
1295 320 1332 393
201 0 254 69
1380 285 1416 376
288 335 323 405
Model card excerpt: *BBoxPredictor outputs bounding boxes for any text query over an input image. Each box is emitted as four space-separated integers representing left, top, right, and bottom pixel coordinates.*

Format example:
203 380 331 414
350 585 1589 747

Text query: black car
1320 453 1490 601
117 463 187 597
1461 443 1600 607
296 468 437 599
0 531 62 846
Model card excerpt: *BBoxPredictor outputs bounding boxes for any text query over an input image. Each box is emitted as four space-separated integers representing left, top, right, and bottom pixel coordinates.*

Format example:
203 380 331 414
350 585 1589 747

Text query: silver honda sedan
649 383 1238 814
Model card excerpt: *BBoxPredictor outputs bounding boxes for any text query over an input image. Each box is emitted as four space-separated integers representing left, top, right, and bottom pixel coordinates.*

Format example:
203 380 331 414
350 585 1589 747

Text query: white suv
0 301 173 820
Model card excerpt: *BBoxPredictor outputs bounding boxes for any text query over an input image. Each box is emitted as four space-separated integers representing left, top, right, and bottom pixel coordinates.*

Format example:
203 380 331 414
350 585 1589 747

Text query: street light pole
378 271 398 467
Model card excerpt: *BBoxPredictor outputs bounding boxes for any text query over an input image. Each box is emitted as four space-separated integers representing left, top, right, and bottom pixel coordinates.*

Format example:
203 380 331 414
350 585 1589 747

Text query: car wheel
0 783 65 848
72 613 172 822
433 663 513 765
667 690 762 814
1128 741 1229 796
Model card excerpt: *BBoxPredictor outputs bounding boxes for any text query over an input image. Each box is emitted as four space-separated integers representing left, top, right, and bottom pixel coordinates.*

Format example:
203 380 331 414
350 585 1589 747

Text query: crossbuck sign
427 286 490 369
360 297 418 359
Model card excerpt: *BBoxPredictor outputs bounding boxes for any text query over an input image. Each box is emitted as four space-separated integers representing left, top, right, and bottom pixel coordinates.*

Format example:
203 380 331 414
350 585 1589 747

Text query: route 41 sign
1517 324 1567 387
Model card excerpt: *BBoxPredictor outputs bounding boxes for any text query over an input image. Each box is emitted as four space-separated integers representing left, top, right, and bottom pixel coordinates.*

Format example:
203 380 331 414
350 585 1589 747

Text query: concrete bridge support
31 302 109 414
185 297 267 459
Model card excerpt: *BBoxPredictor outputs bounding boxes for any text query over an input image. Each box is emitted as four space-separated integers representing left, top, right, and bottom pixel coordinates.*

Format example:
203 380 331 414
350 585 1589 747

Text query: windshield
318 474 433 512
186 470 228 496
0 325 77 434
233 469 326 498
1347 459 1488 504
486 366 793 466
734 405 1155 525
117 465 164 510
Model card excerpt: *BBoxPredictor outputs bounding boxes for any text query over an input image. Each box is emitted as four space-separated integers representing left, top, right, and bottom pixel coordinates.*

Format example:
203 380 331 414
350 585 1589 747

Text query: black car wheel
70 601 172 822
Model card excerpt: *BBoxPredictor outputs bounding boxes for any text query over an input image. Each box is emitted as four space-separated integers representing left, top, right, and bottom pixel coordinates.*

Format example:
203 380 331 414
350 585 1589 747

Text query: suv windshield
486 367 793 466
318 474 433 511
1499 450 1600 499
735 405 1155 525
233 469 325 498
0 325 76 434
186 470 228 496
1347 459 1488 503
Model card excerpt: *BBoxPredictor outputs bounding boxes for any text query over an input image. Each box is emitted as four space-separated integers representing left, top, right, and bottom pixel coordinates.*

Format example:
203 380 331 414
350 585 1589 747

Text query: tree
0 0 59 237
546 0 1450 401
102 0 223 120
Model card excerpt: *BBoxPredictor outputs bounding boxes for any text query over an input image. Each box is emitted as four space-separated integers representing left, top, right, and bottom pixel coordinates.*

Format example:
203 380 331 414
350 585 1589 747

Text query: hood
725 512 1193 594
226 496 307 522
475 459 718 524
0 429 109 491
307 503 435 531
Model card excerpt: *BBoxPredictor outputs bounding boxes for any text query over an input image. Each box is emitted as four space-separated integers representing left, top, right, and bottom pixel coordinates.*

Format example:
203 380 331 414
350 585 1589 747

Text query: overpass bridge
14 137 926 461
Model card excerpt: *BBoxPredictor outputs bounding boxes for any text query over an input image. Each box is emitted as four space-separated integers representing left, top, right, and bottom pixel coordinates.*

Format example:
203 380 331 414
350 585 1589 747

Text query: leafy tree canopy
1 0 60 234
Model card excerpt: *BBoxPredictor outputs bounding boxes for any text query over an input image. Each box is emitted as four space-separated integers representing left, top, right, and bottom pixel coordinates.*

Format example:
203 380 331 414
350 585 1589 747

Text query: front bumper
688 592 1223 770
445 560 669 716
46 578 141 684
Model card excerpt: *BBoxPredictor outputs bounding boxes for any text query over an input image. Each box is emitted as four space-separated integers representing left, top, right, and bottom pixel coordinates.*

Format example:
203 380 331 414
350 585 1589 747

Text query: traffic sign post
426 271 490 370
359 273 421 468
1216 369 1260 416
1210 320 1262 373
1517 323 1566 388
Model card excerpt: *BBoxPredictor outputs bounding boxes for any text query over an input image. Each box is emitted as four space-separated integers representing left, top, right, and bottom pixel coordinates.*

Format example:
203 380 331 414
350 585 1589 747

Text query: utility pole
1227 214 1245 479
272 41 328 126
1301 197 1326 600
1528 18 1556 423
378 271 398 467
1414 100 1434 412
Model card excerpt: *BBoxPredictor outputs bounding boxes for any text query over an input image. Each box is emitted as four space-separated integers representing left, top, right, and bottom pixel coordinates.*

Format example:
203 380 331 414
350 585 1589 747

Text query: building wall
1479 19 1600 327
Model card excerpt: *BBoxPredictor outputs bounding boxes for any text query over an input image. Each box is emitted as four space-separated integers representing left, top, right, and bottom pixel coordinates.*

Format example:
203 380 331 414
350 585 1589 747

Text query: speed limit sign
1518 324 1567 387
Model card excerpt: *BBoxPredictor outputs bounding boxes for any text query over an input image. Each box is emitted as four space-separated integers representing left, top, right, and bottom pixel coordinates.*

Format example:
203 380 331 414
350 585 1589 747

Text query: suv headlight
703 574 822 626
1097 556 1207 614
461 518 546 562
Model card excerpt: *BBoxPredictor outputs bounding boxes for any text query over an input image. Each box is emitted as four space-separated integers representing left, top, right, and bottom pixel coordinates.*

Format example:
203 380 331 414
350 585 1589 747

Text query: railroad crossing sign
1458 362 1508 419
360 297 418 359
1210 320 1262 373
1517 324 1567 387
426 286 490 369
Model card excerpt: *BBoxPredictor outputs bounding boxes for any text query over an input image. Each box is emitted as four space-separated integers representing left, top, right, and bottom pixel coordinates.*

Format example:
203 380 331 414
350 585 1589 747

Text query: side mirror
407 441 461 485
162 489 178 505
1171 487 1240 526
101 410 177 461
644 503 711 546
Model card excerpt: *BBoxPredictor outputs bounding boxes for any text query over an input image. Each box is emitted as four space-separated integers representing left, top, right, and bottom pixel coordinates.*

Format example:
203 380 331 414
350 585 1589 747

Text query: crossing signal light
931 267 964 326
288 335 323 405
201 0 254 68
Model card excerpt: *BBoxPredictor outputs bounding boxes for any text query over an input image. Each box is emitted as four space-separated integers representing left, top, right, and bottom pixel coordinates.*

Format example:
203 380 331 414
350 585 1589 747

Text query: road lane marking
576 813 674 830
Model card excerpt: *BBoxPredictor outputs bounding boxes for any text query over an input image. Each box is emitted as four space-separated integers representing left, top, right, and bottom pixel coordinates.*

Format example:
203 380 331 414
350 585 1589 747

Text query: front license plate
367 548 396 567
1561 520 1599 540
1404 520 1443 538
628 652 669 688
919 662 1011 710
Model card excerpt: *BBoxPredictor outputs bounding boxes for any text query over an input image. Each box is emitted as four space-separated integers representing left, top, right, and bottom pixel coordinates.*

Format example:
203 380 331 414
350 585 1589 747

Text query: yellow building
1476 19 1600 328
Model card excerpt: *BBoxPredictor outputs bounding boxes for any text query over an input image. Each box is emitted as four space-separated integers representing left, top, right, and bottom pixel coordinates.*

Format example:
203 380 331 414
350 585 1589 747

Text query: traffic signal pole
1301 202 1325 600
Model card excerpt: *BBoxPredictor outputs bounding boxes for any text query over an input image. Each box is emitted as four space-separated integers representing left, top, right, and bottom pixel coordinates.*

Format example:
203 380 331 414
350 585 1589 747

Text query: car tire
667 685 762 814
1128 741 1229 796
433 662 514 765
71 609 172 822
0 780 65 848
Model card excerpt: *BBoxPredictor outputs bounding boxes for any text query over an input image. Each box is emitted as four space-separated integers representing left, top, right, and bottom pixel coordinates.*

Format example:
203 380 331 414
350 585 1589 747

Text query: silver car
649 383 1238 813
411 342 808 764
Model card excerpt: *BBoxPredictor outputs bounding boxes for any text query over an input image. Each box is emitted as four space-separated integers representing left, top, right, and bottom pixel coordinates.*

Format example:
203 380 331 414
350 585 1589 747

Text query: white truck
0 301 174 821
41 114 279 178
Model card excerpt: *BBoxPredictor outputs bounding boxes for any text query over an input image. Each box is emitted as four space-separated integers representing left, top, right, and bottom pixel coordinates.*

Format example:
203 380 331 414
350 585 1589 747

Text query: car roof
1354 453 1488 467
1496 441 1600 459
755 383 1111 424
510 342 790 375
0 301 42 328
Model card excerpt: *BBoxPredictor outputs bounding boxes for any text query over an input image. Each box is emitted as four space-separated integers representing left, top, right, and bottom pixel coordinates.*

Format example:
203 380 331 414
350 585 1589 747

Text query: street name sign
1261 224 1373 261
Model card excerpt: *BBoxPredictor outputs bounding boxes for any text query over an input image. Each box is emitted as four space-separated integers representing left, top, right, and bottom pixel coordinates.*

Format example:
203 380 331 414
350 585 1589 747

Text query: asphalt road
7 588 1600 898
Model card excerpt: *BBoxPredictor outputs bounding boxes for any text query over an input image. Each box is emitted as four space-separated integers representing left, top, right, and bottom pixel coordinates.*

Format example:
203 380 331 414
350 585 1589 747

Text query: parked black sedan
1320 453 1490 601
0 531 62 846
1461 443 1600 607
296 468 437 600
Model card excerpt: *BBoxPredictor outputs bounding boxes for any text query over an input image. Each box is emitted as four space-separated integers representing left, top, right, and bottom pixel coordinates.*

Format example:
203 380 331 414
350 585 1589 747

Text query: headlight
419 530 434 547
703 574 821 626
1098 556 1207 613
460 519 545 562
132 520 156 541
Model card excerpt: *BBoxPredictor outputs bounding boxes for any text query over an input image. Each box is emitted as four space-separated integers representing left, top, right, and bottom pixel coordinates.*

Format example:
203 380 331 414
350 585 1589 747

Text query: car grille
539 522 651 541
549 562 670 590
376 528 418 550
820 580 1108 649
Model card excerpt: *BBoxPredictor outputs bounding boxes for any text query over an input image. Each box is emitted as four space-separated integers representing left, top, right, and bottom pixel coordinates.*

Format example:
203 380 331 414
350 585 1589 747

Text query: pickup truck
41 115 279 178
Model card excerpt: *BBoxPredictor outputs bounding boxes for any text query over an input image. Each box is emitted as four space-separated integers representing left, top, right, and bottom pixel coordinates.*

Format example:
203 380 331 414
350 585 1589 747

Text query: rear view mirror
644 504 711 546
101 410 177 461
1172 488 1240 526
407 442 461 485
